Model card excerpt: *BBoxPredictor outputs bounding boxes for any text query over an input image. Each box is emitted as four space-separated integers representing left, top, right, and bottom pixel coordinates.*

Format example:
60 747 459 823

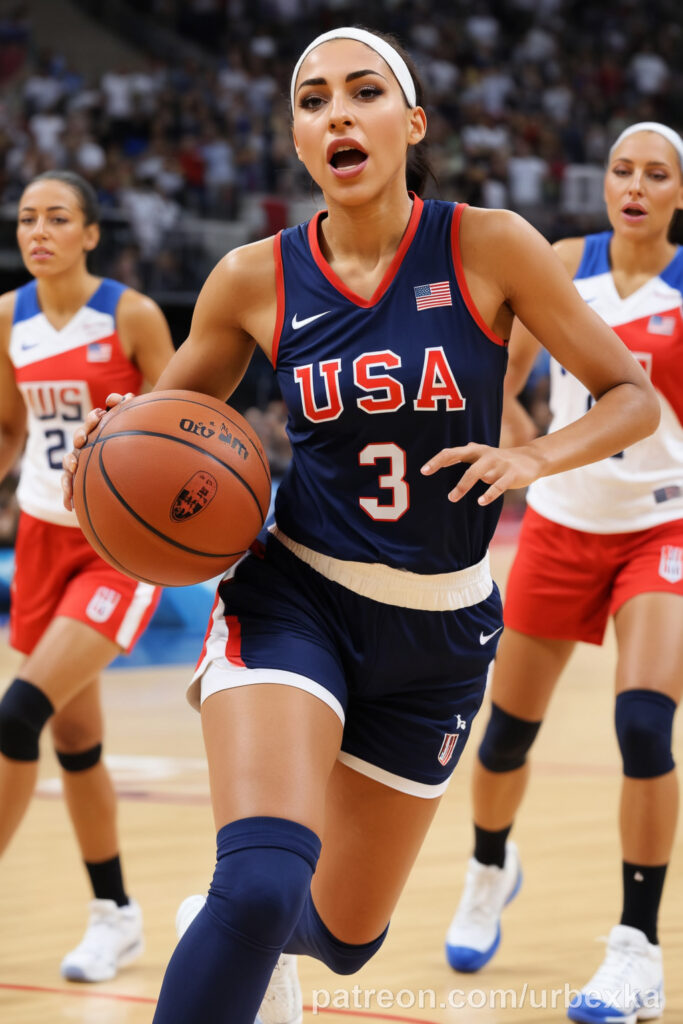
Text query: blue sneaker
445 841 522 972
567 925 664 1024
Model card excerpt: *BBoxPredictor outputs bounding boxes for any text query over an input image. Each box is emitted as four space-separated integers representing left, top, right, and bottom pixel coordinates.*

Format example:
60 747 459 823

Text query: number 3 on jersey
359 443 409 521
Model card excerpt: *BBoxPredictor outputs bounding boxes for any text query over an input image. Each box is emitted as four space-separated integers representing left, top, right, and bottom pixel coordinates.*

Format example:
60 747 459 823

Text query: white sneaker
567 924 665 1024
175 893 207 939
175 894 302 1024
445 841 522 972
255 953 303 1024
60 898 144 982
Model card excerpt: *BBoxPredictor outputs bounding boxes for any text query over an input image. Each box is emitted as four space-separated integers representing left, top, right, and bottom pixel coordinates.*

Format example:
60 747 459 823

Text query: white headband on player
290 27 417 110
609 121 683 170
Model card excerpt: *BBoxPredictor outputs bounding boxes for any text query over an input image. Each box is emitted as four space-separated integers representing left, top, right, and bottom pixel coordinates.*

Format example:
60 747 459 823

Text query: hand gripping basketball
67 390 272 587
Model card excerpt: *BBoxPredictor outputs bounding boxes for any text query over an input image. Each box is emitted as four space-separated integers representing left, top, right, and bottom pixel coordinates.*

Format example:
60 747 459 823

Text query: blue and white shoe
175 894 302 1024
445 841 522 972
567 925 664 1024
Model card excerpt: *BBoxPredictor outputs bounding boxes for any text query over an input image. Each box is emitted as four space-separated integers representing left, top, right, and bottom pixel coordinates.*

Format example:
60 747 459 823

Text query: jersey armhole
271 232 285 368
450 204 507 348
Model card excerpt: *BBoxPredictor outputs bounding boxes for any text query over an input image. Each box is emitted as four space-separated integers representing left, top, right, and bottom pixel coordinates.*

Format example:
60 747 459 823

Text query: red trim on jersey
450 204 507 347
612 307 683 427
195 592 221 669
224 614 246 666
307 194 424 309
271 232 285 367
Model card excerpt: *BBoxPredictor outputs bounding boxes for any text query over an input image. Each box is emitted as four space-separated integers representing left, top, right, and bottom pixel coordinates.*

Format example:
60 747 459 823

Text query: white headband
609 121 683 170
290 27 417 110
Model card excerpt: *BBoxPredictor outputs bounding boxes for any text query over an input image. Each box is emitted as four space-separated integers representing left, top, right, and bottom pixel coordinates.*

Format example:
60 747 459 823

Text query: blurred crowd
1 1 681 266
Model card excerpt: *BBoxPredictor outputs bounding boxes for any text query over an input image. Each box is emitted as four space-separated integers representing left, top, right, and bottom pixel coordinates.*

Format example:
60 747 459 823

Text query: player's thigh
50 677 104 751
489 627 574 721
311 761 441 944
201 683 343 837
614 592 683 702
21 616 120 711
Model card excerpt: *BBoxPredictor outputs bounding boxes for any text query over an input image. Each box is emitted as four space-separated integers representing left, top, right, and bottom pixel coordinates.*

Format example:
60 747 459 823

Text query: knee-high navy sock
286 890 388 975
153 817 321 1024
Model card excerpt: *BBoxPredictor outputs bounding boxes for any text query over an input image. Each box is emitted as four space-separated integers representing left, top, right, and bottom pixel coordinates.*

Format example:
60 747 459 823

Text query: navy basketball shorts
190 529 503 798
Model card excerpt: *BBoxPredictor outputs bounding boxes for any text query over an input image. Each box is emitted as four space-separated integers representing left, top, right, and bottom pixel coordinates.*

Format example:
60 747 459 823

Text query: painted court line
0 983 438 1022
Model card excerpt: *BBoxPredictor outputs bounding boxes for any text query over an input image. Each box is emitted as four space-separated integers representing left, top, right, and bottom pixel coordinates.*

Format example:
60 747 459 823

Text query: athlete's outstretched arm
423 212 659 505
500 236 584 448
500 320 541 448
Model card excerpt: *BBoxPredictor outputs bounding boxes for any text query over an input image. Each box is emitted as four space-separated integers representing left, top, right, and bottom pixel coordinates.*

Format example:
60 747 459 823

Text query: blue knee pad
615 689 676 779
206 816 321 949
286 892 388 975
0 678 54 762
478 702 542 773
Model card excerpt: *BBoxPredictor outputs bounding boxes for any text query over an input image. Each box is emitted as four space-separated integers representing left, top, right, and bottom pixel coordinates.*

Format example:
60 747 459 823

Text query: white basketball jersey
527 233 683 533
10 278 142 526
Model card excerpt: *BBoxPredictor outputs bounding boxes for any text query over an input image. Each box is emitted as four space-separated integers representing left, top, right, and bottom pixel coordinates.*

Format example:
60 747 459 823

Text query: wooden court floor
0 543 681 1024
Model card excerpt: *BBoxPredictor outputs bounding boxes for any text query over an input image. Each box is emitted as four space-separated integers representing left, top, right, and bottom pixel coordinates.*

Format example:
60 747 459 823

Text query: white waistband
269 526 493 611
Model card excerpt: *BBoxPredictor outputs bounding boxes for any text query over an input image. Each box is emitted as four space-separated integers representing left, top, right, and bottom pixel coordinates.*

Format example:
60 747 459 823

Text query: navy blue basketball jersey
272 197 508 573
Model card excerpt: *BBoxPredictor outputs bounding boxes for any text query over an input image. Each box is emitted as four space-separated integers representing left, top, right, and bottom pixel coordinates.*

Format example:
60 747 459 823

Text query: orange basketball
73 390 272 586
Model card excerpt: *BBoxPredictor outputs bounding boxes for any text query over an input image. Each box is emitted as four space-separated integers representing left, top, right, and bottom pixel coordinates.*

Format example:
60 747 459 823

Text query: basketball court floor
1 537 681 1024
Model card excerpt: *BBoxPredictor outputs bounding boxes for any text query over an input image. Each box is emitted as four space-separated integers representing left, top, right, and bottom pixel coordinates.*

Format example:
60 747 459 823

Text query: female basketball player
445 123 683 1024
0 170 174 981
63 30 659 1024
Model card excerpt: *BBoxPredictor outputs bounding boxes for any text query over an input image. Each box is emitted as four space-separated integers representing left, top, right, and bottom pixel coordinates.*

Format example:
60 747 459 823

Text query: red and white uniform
8 278 160 654
527 232 683 532
506 234 683 644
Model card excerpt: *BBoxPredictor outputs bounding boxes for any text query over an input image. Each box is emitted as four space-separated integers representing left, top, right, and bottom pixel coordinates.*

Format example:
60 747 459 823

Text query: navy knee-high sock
286 891 388 975
153 817 321 1024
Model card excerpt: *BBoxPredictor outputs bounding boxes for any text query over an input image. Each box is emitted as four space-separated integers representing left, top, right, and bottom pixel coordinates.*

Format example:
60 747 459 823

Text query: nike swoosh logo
21 341 39 350
291 311 331 330
479 627 503 645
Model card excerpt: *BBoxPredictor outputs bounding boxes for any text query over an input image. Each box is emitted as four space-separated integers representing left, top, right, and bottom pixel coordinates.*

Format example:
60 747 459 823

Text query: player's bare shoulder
212 235 279 349
458 206 545 273
218 236 277 309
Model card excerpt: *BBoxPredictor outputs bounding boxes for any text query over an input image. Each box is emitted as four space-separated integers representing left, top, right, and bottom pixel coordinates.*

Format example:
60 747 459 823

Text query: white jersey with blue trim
271 196 509 574
527 232 683 533
9 278 142 527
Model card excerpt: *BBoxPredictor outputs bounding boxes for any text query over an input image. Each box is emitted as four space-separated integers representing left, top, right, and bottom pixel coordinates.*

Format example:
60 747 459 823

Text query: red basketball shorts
10 512 161 656
504 506 683 645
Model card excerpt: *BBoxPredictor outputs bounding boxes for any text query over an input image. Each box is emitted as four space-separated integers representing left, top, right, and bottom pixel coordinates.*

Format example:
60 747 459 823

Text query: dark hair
28 170 100 226
365 28 436 196
668 208 683 245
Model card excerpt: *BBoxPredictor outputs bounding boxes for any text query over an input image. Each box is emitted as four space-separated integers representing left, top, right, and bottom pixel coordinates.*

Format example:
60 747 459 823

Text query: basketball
73 390 272 586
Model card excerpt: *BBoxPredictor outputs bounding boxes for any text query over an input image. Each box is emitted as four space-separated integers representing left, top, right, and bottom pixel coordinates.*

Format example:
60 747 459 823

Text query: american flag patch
654 485 682 504
659 545 683 584
437 732 459 766
87 341 112 362
647 315 675 336
414 281 452 311
86 586 121 623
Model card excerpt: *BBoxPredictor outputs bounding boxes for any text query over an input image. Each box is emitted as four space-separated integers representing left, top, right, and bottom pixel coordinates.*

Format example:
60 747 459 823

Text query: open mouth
622 205 646 217
329 146 367 170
